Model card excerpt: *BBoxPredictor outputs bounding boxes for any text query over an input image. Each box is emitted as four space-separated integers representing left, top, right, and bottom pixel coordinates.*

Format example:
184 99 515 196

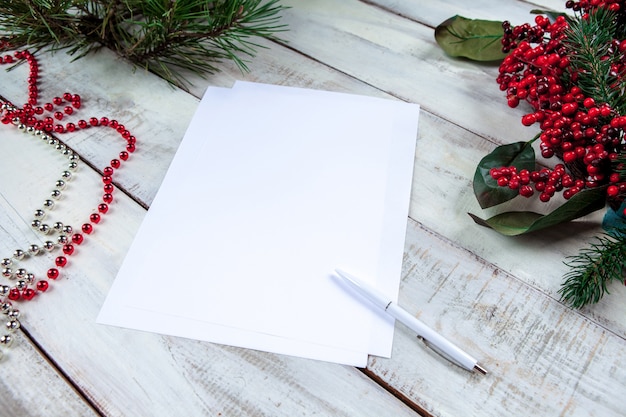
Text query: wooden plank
0 331 100 417
273 0 626 336
0 48 419 416
369 218 626 417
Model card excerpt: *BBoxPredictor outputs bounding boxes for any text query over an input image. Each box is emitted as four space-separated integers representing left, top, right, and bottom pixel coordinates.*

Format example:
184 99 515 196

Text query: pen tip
473 363 488 376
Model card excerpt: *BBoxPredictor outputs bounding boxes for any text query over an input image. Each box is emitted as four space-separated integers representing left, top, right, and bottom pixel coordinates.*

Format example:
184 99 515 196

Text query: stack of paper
97 81 419 366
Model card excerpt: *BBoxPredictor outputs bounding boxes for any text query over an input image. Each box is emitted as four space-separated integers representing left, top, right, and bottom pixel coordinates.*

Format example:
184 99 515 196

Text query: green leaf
435 15 508 61
473 140 536 209
469 186 607 236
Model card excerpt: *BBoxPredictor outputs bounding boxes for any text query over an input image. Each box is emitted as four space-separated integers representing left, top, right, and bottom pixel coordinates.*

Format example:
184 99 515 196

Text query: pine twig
559 230 626 308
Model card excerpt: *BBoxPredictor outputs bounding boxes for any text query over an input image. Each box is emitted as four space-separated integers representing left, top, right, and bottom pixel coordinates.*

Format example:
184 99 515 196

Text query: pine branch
559 230 626 308
563 8 626 114
0 0 288 87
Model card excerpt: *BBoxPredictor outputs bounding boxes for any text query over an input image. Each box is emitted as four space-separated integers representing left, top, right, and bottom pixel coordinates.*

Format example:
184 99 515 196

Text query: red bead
110 159 121 169
55 256 67 267
90 213 101 224
53 96 63 105
8 288 21 301
47 268 60 279
103 193 113 203
109 120 119 128
62 244 75 255
89 117 99 126
103 166 114 176
126 143 136 153
99 117 109 126
119 151 129 161
72 100 81 109
82 223 93 234
71 233 84 245
63 92 73 101
65 122 76 132
64 106 73 115
78 119 87 129
54 111 64 120
98 203 108 214
54 124 65 133
103 184 114 193
36 280 49 292
22 288 36 300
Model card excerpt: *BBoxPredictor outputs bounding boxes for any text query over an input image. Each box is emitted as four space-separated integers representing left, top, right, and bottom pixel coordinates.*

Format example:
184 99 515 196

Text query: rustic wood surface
1 1 625 416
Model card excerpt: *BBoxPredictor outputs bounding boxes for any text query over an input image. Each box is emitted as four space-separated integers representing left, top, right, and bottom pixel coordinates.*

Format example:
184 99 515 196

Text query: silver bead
69 153 80 162
13 249 25 260
7 309 19 319
68 161 79 171
34 129 43 137
1 258 11 267
48 138 58 146
62 148 73 156
62 225 73 234
61 171 72 181
1 268 12 278
39 224 51 234
41 134 50 142
53 222 64 232
43 199 55 209
26 126 35 134
25 273 35 284
15 269 27 279
0 302 11 312
43 241 55 251
0 334 13 346
51 189 62 199
0 287 9 297
28 244 40 256
15 280 26 290
57 235 69 245
17 123 26 131
31 219 42 229
11 117 19 124
56 143 66 151
6 320 20 331
34 209 46 219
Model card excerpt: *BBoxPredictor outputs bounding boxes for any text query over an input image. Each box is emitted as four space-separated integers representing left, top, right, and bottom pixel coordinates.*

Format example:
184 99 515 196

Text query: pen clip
417 335 462 368
417 336 488 375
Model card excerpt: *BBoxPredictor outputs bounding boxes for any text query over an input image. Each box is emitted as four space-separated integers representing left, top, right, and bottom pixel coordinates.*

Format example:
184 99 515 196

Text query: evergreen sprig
559 229 626 308
557 8 626 307
563 8 626 114
0 0 288 87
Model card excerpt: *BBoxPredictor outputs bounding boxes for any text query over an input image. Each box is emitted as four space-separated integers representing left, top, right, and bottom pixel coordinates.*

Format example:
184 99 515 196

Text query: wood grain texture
0 48 418 417
1 0 625 416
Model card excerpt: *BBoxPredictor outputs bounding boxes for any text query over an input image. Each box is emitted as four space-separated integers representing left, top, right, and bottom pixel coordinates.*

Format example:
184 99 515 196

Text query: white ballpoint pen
334 269 487 375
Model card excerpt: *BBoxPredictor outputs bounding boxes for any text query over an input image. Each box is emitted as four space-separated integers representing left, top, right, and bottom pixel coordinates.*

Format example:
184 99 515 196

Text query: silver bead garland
0 101 80 360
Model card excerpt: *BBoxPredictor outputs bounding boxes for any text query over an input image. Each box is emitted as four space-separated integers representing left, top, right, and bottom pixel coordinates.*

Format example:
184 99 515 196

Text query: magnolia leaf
469 186 607 236
435 15 508 61
473 141 536 209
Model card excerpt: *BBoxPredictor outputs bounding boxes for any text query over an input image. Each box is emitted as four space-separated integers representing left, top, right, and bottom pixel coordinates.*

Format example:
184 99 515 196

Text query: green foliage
473 139 537 209
434 15 508 61
0 0 288 87
564 7 626 114
469 186 607 236
559 230 626 308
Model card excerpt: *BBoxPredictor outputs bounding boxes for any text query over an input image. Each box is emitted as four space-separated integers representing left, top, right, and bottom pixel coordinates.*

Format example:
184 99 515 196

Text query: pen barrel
386 303 478 371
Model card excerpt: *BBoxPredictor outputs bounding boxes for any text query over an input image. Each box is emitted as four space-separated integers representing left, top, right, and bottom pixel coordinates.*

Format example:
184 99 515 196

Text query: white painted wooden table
2 1 625 416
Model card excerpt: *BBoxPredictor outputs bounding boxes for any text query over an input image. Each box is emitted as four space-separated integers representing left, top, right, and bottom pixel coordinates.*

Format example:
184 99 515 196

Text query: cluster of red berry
492 0 626 208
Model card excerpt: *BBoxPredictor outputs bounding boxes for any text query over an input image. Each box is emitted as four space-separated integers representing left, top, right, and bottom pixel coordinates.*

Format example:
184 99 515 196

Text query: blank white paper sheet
97 81 420 366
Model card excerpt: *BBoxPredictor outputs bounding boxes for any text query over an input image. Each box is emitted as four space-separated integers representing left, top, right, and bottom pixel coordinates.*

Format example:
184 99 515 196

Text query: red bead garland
0 47 137 306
